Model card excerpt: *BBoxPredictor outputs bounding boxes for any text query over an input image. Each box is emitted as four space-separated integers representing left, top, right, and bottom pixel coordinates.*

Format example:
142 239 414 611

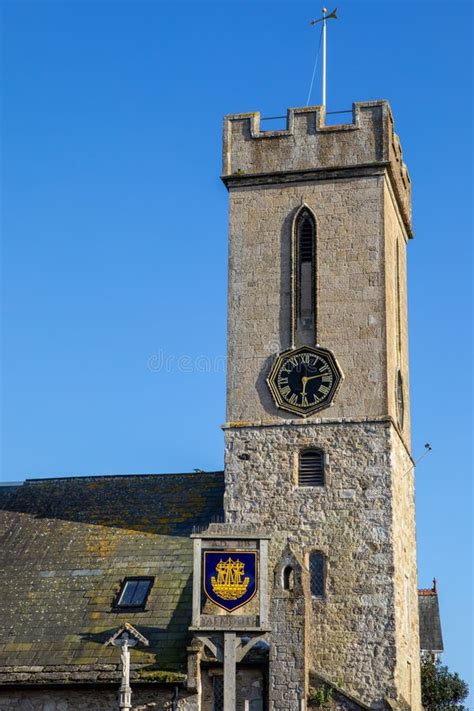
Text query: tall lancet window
293 206 316 346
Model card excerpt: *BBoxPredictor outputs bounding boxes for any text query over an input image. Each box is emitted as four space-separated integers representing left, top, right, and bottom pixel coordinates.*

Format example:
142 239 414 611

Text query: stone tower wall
224 421 403 707
383 180 412 444
226 177 391 424
222 102 411 236
224 101 413 428
222 101 421 710
390 431 421 708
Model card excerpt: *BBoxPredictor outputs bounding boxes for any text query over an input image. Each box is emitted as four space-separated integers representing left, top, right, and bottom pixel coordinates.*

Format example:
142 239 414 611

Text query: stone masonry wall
226 176 389 424
382 181 421 708
383 178 411 445
222 102 412 235
391 431 421 710
222 101 420 710
0 686 198 711
224 421 403 708
270 547 309 709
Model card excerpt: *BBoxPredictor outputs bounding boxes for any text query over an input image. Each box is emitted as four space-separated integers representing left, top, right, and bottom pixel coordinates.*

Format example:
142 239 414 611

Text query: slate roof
0 472 224 686
418 583 444 653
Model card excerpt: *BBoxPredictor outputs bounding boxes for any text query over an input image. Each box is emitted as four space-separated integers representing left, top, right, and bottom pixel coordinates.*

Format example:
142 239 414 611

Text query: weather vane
309 7 338 108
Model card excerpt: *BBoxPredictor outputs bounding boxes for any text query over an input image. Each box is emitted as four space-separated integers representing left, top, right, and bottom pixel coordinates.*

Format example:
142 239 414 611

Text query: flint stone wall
224 420 419 709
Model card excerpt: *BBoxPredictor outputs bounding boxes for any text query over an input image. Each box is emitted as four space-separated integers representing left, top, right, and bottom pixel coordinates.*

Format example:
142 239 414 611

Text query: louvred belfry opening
299 217 314 262
295 208 316 346
298 449 325 486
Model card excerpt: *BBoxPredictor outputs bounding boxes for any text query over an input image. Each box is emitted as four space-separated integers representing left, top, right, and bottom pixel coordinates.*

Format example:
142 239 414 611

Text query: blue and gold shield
203 550 258 612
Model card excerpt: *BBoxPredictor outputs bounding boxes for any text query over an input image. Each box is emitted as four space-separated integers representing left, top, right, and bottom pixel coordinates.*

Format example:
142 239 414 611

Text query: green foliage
421 659 469 711
308 683 334 708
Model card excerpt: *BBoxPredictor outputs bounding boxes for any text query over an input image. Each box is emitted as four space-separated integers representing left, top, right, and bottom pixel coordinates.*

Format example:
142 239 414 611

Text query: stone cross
115 632 136 711
105 623 150 711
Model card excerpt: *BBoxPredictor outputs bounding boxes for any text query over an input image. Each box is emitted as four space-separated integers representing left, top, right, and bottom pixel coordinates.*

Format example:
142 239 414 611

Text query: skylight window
115 577 153 609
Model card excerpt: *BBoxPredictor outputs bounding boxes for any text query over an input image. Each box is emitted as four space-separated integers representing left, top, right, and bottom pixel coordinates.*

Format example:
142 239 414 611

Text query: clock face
267 345 343 417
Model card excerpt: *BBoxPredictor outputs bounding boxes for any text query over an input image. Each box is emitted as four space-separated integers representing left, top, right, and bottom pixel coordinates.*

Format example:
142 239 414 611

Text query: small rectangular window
309 552 325 597
115 577 153 609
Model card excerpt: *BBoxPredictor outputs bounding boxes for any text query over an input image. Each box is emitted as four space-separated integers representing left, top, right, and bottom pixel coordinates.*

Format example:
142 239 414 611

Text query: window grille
213 675 224 711
298 449 325 487
115 577 153 608
309 552 325 597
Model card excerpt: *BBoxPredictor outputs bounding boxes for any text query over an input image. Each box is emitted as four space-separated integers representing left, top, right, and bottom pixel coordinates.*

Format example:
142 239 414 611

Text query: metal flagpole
321 7 327 107
310 7 337 109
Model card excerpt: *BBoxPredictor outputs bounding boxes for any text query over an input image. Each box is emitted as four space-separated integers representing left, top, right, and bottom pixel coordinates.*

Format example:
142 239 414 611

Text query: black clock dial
277 352 334 409
267 346 343 417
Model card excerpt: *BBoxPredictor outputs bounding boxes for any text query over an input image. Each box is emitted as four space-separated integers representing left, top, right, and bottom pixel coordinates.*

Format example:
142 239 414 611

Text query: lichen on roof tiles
0 471 224 684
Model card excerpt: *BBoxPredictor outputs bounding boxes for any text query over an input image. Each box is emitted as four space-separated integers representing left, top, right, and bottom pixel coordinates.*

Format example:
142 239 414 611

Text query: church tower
222 102 421 709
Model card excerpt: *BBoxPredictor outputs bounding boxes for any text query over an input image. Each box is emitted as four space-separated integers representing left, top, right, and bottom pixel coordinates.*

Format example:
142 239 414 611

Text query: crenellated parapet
222 100 412 237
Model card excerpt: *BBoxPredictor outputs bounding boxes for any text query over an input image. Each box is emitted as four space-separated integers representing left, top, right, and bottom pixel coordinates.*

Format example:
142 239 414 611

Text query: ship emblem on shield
203 550 258 612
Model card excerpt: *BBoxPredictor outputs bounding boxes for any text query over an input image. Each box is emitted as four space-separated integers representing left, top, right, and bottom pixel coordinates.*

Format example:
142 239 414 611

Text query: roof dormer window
114 577 153 609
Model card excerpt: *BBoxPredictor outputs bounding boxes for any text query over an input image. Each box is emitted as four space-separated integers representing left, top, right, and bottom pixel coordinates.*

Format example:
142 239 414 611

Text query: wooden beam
224 632 237 711
192 538 202 628
236 633 268 663
260 539 269 627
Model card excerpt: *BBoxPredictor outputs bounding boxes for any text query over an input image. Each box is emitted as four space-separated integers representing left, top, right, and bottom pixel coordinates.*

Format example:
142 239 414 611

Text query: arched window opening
283 566 294 591
309 552 325 598
298 449 325 487
294 208 316 346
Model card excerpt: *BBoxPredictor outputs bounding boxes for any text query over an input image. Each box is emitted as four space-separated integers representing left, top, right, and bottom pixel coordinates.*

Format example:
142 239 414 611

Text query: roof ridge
418 577 438 596
23 471 224 484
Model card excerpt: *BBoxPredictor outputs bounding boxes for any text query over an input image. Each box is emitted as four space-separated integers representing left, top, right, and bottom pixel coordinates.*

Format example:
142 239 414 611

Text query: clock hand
304 373 328 383
301 373 329 399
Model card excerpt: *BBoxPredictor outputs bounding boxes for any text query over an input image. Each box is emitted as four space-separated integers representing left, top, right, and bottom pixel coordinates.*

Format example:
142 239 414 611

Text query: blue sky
1 0 472 699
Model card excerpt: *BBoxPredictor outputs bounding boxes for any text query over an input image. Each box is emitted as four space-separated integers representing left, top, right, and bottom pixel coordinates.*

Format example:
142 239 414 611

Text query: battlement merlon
222 100 412 238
